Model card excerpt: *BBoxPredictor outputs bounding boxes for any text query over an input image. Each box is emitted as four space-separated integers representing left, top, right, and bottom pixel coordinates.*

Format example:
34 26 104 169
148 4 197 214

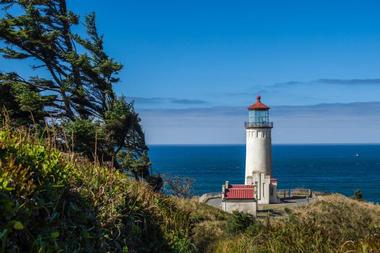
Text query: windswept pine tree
0 0 152 181
0 0 118 119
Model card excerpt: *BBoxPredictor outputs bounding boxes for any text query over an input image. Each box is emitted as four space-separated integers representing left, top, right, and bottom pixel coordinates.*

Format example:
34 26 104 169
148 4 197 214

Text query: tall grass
212 195 380 253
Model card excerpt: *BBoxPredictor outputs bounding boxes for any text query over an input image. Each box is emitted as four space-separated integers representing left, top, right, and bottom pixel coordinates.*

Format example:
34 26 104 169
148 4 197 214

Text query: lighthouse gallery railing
245 122 273 128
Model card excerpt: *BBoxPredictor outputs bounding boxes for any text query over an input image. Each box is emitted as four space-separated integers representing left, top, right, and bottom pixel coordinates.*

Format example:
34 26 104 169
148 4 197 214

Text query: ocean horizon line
148 143 380 146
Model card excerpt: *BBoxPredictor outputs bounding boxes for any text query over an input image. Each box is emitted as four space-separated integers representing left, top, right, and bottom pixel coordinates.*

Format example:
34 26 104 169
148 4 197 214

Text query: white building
222 96 278 214
221 181 257 216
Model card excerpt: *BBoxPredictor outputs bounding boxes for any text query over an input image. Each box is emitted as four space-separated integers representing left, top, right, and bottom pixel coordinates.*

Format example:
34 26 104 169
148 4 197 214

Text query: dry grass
212 194 380 253
308 194 380 221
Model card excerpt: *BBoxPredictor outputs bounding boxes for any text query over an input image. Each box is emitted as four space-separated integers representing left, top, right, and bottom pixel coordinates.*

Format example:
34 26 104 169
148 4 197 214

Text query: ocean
148 144 380 203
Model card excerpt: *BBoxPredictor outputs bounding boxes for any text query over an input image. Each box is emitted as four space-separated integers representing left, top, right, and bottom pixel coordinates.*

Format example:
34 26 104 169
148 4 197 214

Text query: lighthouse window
249 110 269 123
248 111 255 122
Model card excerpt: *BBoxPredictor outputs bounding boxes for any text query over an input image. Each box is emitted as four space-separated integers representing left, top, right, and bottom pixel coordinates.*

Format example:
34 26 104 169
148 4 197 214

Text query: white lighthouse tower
245 96 278 204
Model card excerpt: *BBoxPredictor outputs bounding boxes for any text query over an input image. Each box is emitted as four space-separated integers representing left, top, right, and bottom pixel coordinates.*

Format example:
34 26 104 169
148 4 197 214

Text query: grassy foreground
0 128 379 253
213 195 380 253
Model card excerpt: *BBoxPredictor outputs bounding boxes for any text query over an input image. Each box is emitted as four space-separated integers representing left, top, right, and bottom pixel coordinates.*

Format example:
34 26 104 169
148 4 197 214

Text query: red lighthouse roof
248 96 270 110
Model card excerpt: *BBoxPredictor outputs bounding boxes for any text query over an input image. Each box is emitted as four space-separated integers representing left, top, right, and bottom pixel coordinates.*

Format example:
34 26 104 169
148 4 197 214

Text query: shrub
164 175 193 198
226 211 256 235
354 189 363 201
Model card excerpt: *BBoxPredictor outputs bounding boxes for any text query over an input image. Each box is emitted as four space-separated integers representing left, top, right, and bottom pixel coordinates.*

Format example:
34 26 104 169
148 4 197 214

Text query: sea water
149 144 380 203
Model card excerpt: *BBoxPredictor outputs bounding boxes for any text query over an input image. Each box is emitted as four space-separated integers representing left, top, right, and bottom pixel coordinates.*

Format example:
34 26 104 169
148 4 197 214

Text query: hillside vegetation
0 128 227 253
1 127 380 253
213 195 380 253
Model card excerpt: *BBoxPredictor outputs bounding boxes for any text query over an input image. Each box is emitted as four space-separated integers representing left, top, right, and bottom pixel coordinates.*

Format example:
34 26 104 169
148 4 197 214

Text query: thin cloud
170 98 208 105
316 78 380 85
222 78 380 98
128 96 208 105
223 78 374 98
274 78 380 87
272 81 305 87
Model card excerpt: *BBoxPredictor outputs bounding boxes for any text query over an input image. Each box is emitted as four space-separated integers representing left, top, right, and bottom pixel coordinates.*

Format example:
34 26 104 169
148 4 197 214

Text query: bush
226 211 256 235
62 119 111 161
164 175 193 198
354 189 363 201
0 129 105 252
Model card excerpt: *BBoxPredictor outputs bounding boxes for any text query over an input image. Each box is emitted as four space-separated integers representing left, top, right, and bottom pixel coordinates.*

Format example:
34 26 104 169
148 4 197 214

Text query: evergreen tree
0 0 119 119
0 0 152 182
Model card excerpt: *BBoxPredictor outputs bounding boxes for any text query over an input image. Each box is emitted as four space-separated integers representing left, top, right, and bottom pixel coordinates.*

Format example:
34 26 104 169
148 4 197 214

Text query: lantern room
246 96 272 128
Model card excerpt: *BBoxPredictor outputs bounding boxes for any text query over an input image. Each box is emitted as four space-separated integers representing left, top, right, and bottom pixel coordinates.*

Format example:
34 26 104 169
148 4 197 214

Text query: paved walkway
200 192 316 217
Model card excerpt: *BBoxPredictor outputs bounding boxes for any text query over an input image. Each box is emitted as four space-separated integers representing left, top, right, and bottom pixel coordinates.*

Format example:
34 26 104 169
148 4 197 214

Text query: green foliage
0 73 52 126
105 96 148 162
118 148 157 186
63 119 107 161
0 129 74 252
61 99 151 181
165 232 196 253
164 176 193 198
354 189 363 200
0 128 226 252
226 211 256 235
129 152 151 179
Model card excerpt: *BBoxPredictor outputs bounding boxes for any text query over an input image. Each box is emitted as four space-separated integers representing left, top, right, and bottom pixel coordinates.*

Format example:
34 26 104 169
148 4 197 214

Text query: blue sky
2 0 380 143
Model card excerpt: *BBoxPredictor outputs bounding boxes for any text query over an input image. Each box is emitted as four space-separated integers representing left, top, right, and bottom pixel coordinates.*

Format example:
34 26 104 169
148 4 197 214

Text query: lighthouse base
248 172 278 205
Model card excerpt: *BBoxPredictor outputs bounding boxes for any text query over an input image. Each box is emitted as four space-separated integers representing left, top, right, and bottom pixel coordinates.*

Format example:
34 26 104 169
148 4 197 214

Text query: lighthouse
221 96 278 214
245 96 278 204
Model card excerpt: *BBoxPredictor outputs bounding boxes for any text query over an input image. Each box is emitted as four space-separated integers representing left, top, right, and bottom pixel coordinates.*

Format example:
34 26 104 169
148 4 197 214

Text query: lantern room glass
249 110 269 124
